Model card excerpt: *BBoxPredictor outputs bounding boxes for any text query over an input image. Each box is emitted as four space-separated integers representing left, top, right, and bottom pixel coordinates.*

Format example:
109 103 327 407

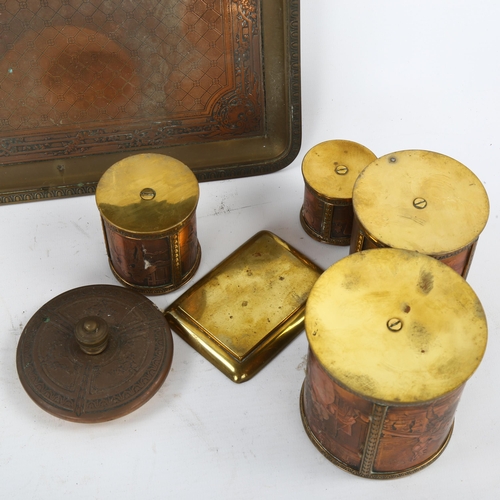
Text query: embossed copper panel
301 248 487 478
0 0 301 204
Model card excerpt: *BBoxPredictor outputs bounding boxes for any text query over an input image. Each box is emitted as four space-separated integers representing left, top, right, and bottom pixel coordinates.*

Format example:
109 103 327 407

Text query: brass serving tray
164 231 322 383
0 0 301 204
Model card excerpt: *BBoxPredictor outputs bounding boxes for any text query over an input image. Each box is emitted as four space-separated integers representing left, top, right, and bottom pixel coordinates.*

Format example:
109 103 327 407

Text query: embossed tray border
0 0 301 205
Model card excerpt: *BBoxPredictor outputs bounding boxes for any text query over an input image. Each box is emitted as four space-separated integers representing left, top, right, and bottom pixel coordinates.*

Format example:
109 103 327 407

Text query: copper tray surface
164 231 323 383
0 0 301 204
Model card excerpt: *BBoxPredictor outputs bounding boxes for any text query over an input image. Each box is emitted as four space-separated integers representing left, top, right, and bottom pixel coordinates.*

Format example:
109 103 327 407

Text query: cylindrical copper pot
96 153 201 294
350 150 489 278
300 140 376 245
301 248 487 479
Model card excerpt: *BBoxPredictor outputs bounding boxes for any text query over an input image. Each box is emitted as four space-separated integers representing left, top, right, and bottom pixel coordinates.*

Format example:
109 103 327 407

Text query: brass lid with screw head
96 153 199 236
352 150 489 256
305 248 487 405
302 140 377 200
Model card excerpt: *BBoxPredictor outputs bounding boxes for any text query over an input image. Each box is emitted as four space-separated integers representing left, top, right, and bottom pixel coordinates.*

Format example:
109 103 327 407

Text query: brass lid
305 249 487 405
17 285 173 422
353 150 489 255
165 231 323 383
96 153 199 235
302 140 377 200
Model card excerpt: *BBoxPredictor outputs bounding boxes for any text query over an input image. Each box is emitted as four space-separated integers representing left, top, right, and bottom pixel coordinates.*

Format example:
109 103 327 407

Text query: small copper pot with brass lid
301 248 487 478
300 140 376 245
350 150 489 278
96 153 201 294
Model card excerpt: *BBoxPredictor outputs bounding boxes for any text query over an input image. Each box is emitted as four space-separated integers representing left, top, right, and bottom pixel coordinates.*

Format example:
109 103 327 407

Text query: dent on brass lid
17 285 173 422
353 150 489 255
96 153 199 235
302 140 377 200
305 249 487 405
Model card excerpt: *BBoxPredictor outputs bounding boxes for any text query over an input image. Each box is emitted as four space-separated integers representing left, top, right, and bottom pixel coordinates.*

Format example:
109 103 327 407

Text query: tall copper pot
301 248 487 478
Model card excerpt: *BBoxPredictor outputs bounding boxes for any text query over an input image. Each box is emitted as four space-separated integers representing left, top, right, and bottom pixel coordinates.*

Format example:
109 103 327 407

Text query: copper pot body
101 214 200 294
301 248 487 478
349 214 477 278
301 349 462 479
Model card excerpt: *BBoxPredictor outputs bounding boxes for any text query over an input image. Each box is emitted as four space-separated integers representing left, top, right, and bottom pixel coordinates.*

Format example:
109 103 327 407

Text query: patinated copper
0 0 302 204
300 140 376 245
17 285 173 423
302 249 487 478
350 150 489 278
96 153 201 294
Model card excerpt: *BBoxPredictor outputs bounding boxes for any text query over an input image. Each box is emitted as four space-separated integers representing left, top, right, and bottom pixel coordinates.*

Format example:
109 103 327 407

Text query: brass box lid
165 231 323 383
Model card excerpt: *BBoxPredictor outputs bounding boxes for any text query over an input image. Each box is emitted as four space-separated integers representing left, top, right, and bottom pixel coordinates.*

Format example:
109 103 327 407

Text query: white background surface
1 1 499 498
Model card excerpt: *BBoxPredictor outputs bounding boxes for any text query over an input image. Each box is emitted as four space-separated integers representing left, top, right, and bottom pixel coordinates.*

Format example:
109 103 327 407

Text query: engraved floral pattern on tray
0 0 264 162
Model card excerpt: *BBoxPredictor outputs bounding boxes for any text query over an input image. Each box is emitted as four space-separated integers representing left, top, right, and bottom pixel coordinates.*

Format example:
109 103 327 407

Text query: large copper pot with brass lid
96 153 201 294
301 248 487 478
350 150 489 278
300 140 376 245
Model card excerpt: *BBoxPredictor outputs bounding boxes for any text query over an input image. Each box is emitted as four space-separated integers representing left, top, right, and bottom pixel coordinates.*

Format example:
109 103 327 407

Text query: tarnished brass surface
305 248 487 405
17 285 173 423
302 140 376 200
352 150 489 256
165 231 323 383
96 153 199 235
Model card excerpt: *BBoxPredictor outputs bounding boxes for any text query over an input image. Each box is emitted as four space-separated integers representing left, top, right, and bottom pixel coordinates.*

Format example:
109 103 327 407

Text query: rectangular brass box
165 231 322 383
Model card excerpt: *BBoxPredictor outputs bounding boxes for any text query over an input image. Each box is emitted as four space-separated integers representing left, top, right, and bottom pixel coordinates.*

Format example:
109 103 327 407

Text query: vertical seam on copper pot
360 403 387 476
355 230 365 252
321 202 334 239
171 233 182 285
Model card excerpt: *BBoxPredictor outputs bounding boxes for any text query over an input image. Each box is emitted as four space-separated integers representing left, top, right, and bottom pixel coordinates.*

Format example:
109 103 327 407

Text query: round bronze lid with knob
350 150 489 278
300 140 376 245
96 153 201 294
16 285 174 423
301 248 487 478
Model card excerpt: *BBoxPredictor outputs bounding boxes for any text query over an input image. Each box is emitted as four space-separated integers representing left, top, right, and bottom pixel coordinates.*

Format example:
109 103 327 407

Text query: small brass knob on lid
16 285 174 423
74 316 109 355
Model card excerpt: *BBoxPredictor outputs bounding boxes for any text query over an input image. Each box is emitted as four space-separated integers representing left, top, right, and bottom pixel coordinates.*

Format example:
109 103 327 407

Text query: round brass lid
17 285 174 422
305 249 487 405
302 140 377 199
353 150 489 255
96 153 199 235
